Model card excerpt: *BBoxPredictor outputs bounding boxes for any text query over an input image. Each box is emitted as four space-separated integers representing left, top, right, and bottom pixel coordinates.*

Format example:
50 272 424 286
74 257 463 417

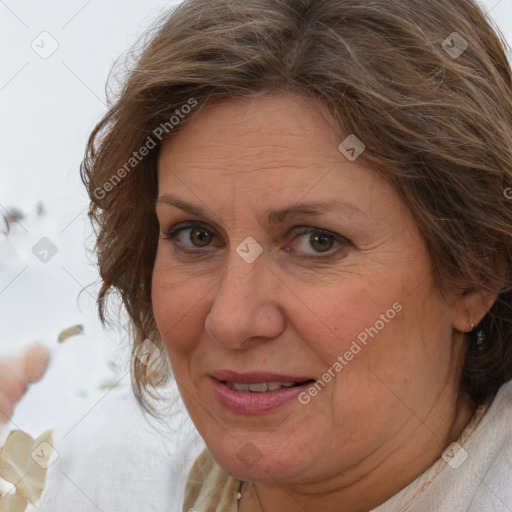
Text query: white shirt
37 382 205 512
376 379 512 511
38 379 512 512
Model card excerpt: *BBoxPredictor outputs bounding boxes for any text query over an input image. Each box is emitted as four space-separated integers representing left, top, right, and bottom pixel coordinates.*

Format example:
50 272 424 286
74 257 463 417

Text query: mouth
223 380 314 393
210 370 316 415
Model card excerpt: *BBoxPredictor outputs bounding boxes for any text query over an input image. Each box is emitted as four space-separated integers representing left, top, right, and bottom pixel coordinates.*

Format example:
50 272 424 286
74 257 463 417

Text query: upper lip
210 369 314 384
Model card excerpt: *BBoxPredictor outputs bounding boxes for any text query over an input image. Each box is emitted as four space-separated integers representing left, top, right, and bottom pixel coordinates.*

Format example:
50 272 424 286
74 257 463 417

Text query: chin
205 435 312 483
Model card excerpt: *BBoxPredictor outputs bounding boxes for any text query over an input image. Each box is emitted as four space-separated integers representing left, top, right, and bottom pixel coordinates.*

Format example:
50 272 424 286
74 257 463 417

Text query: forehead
156 93 397 222
158 93 342 169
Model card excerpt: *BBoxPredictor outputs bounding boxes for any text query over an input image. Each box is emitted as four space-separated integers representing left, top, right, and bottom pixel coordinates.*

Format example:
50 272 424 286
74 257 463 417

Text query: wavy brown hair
81 0 512 417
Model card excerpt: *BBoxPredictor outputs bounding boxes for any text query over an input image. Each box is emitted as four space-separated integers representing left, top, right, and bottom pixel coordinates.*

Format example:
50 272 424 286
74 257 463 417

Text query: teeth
226 381 299 392
248 382 268 393
232 382 250 392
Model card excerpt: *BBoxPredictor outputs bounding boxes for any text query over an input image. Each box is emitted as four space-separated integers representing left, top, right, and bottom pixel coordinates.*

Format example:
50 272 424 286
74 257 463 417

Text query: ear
452 277 503 332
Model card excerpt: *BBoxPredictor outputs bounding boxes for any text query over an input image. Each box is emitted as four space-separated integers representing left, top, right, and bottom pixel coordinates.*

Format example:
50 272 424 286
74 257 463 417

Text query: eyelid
161 221 350 258
162 221 219 242
287 226 350 259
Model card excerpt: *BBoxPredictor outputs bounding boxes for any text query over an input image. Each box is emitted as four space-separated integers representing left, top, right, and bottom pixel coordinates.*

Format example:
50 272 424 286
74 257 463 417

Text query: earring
469 322 487 353
475 329 486 352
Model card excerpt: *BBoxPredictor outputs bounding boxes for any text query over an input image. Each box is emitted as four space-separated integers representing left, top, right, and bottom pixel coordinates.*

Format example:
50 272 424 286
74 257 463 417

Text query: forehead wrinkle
155 193 368 230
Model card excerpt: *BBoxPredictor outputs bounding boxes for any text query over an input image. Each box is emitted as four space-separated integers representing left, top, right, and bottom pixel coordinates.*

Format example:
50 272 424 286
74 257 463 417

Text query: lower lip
211 378 312 415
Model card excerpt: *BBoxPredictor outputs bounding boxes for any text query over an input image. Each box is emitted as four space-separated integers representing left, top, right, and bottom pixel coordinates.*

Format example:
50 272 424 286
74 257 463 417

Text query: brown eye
289 227 350 259
163 222 350 260
308 232 336 253
162 222 217 251
188 227 212 247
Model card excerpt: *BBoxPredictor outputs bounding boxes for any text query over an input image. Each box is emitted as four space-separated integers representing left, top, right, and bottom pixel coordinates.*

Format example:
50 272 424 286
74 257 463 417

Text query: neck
238 393 476 512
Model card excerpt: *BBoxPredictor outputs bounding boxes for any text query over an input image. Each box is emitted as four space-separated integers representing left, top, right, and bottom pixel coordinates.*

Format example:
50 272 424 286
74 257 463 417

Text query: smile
211 375 315 415
225 381 308 392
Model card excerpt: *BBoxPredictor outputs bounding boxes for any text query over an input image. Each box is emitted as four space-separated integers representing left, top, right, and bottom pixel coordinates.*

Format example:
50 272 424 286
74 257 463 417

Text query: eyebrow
155 193 365 225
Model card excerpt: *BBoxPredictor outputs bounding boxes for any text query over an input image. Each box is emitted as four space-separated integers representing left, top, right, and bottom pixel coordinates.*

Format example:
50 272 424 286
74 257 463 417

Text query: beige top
182 397 493 512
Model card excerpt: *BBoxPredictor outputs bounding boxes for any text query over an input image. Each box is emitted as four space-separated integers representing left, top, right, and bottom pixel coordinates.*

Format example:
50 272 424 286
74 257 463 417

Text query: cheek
151 255 207 355
295 278 398 360
301 273 445 388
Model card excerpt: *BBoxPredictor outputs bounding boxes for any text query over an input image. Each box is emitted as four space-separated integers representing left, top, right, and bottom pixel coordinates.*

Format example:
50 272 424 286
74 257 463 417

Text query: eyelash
161 221 350 260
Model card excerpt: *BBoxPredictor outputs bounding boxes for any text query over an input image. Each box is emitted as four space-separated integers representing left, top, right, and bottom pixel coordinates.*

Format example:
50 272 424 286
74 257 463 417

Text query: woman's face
152 93 468 489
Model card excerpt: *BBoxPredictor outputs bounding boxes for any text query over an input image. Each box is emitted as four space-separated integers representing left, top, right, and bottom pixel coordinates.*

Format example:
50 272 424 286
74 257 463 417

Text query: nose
204 252 285 350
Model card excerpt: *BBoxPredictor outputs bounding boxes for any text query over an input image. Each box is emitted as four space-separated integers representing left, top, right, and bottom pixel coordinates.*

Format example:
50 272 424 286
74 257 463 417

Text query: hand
0 345 50 423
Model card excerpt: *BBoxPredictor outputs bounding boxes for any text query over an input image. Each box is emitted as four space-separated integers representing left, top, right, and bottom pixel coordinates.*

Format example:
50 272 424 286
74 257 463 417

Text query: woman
81 0 512 510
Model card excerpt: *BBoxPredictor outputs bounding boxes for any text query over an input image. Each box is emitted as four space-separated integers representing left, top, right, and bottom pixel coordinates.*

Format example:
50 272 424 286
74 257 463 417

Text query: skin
152 93 498 511
0 345 49 423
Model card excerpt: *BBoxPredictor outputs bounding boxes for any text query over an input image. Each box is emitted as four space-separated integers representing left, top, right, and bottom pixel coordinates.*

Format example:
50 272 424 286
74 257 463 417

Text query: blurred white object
37 381 204 512
383 379 512 511
0 344 51 424
0 429 54 509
